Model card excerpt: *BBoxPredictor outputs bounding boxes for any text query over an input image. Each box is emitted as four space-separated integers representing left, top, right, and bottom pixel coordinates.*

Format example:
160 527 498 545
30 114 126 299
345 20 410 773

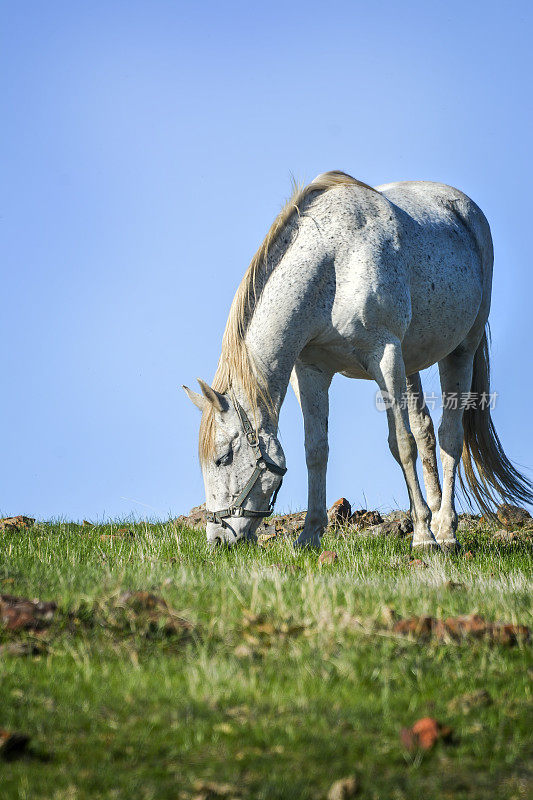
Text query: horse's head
184 379 286 546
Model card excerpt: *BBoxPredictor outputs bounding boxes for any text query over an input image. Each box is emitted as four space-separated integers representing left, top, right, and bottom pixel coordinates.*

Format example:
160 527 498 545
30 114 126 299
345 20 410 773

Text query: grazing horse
184 171 532 550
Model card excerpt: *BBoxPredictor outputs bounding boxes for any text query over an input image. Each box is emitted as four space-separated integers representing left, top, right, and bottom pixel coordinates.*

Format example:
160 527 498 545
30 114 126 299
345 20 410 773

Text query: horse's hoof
294 535 321 551
207 531 238 549
437 539 461 554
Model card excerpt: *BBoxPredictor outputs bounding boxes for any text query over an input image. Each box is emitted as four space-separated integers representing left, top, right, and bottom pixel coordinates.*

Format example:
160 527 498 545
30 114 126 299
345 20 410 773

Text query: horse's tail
459 326 533 516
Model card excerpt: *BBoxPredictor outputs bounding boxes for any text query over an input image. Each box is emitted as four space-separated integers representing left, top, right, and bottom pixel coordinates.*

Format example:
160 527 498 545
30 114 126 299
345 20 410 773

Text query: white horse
184 171 532 550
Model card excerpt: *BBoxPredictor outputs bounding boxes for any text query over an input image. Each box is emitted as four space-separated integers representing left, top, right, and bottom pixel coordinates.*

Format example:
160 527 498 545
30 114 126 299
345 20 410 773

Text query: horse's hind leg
369 340 439 550
432 346 476 551
406 372 442 518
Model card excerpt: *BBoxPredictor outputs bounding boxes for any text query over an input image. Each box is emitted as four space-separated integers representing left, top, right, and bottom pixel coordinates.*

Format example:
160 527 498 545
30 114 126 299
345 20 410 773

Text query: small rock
327 775 359 800
273 511 307 536
497 503 531 528
0 730 31 760
400 717 452 751
349 509 383 529
257 530 279 547
318 550 338 566
368 520 411 538
0 516 35 531
457 514 480 531
328 498 352 527
174 504 208 530
384 510 413 528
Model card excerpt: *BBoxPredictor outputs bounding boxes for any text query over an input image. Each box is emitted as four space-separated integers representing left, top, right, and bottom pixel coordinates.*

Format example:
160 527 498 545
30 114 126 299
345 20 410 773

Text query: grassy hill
0 519 531 799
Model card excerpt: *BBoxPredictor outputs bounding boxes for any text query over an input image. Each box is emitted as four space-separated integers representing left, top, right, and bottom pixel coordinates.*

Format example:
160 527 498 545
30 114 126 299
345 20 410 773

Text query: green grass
1 520 532 799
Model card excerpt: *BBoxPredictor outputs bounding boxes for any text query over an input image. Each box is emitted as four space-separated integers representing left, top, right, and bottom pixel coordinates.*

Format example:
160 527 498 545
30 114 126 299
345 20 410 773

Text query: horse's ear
183 385 206 412
197 378 226 412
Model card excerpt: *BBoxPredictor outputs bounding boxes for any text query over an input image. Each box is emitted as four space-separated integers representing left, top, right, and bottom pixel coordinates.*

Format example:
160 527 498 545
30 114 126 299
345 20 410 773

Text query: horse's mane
199 171 377 462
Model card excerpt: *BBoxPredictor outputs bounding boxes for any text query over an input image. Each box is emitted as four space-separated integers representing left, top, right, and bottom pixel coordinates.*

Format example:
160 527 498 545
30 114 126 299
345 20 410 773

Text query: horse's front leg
290 360 333 549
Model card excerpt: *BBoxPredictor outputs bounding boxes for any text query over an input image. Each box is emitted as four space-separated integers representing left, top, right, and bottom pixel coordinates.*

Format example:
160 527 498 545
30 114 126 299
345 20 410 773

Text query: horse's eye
215 448 233 467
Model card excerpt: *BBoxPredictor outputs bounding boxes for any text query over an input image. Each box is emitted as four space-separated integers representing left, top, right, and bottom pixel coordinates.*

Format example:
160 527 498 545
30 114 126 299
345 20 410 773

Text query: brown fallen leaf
400 717 452 751
408 558 428 568
318 550 338 566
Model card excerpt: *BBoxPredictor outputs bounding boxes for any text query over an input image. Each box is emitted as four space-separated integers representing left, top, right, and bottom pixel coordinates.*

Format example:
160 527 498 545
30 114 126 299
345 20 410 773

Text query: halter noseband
205 394 287 528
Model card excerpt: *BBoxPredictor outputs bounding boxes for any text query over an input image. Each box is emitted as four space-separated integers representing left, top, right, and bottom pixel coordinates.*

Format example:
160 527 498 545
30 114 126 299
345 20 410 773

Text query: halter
205 393 287 528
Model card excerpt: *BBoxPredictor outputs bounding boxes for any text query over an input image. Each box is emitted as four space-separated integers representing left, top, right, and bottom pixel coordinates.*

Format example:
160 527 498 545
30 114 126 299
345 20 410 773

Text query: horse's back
372 181 493 372
376 180 493 275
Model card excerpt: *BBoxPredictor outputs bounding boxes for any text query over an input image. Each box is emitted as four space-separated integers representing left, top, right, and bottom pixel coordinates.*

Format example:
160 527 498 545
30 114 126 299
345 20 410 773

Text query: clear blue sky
2 1 532 521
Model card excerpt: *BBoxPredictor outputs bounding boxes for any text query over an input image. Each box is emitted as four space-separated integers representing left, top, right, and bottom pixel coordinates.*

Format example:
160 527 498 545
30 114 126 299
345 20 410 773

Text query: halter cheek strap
205 394 286 528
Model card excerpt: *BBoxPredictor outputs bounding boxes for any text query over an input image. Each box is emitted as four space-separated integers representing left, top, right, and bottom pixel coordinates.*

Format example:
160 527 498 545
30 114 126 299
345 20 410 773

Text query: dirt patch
0 595 57 632
111 591 195 640
392 613 529 645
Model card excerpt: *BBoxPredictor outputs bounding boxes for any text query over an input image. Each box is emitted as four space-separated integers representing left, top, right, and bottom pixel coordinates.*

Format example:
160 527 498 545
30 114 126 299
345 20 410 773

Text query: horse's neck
243 240 322 421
